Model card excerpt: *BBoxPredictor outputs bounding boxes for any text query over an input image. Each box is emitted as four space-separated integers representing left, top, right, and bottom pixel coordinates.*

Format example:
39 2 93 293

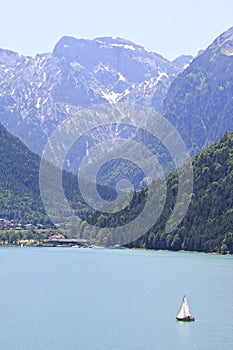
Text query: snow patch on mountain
221 48 233 56
112 44 136 51
118 72 126 82
101 91 124 103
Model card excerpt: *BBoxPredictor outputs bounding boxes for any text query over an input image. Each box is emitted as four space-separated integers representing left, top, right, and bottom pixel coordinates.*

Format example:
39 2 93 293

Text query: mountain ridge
162 26 233 155
1 27 233 172
0 35 192 157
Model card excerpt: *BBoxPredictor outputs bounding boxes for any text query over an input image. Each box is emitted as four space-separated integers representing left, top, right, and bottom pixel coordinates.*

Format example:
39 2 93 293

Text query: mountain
84 132 233 253
162 27 233 155
0 122 90 223
0 37 192 156
1 28 233 166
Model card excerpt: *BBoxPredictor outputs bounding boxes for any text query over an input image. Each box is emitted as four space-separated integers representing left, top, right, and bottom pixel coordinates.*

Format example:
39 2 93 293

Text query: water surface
0 247 233 349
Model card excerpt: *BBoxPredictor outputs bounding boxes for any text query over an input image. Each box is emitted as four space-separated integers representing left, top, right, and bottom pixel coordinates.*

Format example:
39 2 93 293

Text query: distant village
0 217 90 247
0 217 53 231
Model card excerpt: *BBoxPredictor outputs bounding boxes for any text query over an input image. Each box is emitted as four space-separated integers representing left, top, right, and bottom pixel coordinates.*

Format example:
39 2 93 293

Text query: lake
0 247 233 350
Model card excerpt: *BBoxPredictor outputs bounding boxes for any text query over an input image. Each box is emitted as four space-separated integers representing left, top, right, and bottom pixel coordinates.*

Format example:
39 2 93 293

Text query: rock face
0 36 191 156
162 27 233 155
2 27 233 164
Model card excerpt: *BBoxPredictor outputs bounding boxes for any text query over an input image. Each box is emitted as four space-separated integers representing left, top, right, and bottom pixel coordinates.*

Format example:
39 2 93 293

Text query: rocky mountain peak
172 54 193 70
52 36 93 61
0 35 192 160
207 26 233 56
162 27 233 156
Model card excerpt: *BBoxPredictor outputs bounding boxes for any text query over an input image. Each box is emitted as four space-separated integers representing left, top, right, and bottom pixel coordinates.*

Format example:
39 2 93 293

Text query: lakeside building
43 237 90 247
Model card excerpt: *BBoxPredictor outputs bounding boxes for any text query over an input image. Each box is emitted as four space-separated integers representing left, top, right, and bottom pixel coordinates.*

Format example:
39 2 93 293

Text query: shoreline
0 243 232 256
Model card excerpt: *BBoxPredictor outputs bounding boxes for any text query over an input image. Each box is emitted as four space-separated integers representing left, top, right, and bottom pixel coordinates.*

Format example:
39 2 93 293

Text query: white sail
176 296 191 319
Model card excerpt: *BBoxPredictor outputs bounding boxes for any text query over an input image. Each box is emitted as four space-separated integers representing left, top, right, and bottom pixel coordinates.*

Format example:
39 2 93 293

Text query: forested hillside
0 122 89 223
85 132 233 253
135 132 233 254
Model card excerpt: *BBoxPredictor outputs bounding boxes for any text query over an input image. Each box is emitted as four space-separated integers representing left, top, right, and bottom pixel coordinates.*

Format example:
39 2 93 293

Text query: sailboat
176 295 195 321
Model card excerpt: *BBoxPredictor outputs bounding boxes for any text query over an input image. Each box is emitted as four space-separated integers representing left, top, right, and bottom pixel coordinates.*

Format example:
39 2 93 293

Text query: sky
0 0 232 61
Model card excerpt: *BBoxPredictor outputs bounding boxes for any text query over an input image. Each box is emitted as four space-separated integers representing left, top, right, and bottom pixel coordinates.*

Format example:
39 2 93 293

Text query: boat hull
176 316 195 322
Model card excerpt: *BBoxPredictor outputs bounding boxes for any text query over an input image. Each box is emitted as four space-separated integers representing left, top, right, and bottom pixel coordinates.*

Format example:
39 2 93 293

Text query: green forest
82 132 233 254
0 122 90 224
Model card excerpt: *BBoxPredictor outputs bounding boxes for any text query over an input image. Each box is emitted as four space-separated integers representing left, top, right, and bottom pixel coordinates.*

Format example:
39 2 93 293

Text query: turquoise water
0 247 233 350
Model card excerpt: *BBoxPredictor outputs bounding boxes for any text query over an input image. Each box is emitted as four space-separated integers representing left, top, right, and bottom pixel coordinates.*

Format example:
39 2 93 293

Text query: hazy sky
0 0 232 60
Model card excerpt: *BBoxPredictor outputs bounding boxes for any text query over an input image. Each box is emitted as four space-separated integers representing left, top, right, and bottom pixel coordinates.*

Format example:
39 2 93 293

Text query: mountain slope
84 132 233 253
0 122 89 223
162 27 233 155
0 122 46 222
0 37 191 156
